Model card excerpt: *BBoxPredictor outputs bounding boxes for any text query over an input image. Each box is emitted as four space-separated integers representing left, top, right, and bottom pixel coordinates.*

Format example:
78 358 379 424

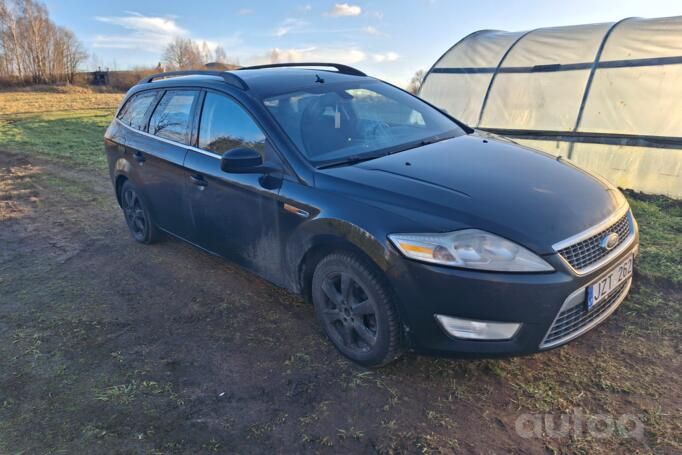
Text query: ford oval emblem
600 232 619 251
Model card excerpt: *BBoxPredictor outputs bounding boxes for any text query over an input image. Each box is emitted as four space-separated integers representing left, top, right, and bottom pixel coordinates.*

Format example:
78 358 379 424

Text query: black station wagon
105 63 639 367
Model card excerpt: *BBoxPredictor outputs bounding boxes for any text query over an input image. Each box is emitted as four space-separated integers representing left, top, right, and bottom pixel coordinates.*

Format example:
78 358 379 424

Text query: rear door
140 89 201 239
184 91 287 284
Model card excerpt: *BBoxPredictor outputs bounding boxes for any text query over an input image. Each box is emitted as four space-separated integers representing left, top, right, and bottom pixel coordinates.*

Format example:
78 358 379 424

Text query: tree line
0 0 87 84
100 38 239 91
162 37 236 70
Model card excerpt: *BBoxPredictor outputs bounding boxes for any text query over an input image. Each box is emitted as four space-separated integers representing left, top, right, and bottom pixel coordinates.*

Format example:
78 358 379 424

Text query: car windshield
263 80 465 167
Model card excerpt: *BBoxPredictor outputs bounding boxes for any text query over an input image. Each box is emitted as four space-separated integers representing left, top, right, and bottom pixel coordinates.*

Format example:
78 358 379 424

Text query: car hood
317 134 626 255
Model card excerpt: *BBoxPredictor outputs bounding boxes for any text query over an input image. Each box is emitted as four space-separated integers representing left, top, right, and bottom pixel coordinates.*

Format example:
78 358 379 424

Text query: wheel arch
114 174 128 207
297 236 382 306
286 219 392 304
113 156 134 207
293 225 413 351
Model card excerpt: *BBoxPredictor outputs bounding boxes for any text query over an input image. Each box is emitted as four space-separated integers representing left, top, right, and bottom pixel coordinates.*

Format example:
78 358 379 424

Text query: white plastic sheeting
419 16 682 198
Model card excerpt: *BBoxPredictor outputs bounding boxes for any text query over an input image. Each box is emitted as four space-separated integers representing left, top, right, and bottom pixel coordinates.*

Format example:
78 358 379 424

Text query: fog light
435 315 520 340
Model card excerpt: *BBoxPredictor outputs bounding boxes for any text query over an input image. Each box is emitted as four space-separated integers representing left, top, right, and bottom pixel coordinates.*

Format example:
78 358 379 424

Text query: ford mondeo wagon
104 63 639 367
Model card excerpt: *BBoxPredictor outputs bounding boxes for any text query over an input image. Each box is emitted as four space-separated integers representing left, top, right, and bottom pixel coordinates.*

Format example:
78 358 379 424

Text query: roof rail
238 62 366 77
139 70 248 90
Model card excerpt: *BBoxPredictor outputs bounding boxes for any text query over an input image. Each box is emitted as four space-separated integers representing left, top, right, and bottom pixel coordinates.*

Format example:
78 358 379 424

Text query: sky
44 0 682 87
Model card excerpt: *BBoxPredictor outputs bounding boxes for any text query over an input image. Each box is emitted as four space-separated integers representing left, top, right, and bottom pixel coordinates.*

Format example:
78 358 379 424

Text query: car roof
236 68 370 95
131 67 372 99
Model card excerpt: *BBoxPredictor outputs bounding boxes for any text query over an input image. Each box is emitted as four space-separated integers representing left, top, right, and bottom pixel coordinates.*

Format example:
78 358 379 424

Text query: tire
312 252 404 367
120 180 160 244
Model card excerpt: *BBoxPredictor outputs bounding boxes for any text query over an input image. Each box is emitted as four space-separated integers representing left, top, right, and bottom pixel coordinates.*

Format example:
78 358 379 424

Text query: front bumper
384 232 639 358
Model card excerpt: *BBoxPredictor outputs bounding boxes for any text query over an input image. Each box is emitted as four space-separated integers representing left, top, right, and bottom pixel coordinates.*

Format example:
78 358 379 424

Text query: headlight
388 229 554 272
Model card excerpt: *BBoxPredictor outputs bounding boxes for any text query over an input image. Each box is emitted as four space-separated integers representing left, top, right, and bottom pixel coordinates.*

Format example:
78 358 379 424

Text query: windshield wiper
316 133 459 169
316 152 387 169
379 133 457 157
418 133 456 147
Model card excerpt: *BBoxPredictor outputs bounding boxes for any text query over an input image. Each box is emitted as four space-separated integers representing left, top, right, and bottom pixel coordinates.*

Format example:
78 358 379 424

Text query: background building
419 16 682 198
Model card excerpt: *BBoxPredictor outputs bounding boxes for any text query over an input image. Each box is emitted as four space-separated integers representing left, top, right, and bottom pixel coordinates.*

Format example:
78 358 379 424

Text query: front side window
149 90 199 145
117 91 157 130
263 80 464 166
198 92 266 154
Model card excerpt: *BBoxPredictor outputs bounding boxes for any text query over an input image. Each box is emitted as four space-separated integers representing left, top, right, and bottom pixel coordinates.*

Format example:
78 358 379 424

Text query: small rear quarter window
117 91 157 130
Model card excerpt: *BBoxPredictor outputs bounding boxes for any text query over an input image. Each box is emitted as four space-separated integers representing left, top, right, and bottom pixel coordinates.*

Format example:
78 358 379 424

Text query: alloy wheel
122 187 148 241
319 272 378 353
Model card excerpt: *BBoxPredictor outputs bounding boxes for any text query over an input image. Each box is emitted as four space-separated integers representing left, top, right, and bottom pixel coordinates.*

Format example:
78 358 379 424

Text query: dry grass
0 88 123 116
0 90 120 170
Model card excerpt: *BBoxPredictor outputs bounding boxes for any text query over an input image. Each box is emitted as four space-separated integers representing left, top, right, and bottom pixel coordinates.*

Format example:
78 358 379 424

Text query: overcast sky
44 0 682 87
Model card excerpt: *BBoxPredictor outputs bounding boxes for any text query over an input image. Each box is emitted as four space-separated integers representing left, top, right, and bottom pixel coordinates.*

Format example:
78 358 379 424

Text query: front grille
558 213 631 271
542 279 629 347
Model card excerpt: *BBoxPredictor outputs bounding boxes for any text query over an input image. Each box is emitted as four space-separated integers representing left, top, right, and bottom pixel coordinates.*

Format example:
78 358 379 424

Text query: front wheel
312 252 404 367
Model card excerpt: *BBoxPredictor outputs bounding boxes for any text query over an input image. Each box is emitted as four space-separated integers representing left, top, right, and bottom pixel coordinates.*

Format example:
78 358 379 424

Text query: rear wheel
120 181 160 244
312 252 404 367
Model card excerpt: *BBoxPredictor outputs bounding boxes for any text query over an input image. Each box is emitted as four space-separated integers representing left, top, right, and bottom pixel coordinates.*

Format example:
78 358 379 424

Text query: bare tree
162 37 204 70
200 40 212 64
214 45 227 64
58 27 87 82
0 0 24 79
0 0 87 83
268 48 283 64
407 69 425 94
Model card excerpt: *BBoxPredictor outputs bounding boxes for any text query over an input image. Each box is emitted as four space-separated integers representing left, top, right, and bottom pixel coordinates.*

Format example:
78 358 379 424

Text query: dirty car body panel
104 65 638 358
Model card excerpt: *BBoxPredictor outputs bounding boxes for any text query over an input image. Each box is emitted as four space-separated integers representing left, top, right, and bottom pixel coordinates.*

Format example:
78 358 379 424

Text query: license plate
586 255 633 310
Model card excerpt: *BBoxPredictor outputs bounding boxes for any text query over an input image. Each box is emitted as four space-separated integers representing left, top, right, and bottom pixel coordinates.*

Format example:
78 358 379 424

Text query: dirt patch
0 150 680 454
0 160 41 220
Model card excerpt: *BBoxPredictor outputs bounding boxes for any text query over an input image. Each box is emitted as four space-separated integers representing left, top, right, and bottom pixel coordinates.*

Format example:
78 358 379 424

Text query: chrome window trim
552 204 637 276
540 273 632 350
116 118 221 159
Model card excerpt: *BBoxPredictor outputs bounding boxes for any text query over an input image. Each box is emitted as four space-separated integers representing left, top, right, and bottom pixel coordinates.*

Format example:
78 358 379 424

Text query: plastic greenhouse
419 16 682 198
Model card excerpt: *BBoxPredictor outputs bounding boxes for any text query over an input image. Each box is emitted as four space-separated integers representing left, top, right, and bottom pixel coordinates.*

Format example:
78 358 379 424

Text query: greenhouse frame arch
419 16 682 198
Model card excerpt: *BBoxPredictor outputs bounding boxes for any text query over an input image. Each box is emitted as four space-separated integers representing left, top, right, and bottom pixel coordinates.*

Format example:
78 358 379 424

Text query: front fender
277 176 436 293
284 217 391 288
281 214 421 342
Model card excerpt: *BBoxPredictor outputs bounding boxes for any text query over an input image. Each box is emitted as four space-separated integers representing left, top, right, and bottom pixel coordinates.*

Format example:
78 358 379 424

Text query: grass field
0 90 680 454
0 87 121 170
0 85 123 115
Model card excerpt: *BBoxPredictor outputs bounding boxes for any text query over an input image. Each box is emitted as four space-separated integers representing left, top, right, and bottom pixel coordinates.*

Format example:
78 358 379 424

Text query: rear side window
149 90 199 145
198 92 266 154
117 91 157 130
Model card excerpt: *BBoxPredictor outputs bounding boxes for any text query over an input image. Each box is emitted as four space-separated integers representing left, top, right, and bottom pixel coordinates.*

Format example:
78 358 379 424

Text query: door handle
132 151 146 163
190 174 208 187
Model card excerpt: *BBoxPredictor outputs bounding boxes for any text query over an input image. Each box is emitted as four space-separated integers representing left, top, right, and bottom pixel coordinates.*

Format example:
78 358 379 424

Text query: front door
185 91 287 284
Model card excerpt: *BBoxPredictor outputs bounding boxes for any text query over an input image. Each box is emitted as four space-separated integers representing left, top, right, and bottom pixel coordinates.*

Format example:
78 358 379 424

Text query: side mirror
220 147 264 173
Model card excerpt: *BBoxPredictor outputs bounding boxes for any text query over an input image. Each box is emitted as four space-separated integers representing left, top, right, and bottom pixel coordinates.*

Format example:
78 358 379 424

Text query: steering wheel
371 121 391 141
